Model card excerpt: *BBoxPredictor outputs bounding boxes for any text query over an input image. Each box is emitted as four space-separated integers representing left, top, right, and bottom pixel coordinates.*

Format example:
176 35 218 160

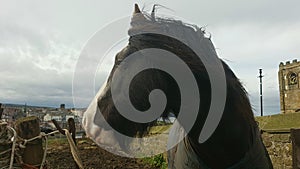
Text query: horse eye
115 53 125 63
115 58 123 64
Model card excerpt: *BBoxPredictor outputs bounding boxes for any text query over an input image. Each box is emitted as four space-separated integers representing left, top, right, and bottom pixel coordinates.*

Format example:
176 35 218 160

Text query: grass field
150 113 300 131
148 124 172 135
256 113 300 130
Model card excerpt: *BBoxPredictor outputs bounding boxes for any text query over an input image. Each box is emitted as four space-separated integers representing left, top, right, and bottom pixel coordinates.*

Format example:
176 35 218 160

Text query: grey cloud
0 0 299 113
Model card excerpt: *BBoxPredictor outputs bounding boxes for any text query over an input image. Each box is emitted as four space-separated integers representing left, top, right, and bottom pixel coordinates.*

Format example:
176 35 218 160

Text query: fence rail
261 128 291 134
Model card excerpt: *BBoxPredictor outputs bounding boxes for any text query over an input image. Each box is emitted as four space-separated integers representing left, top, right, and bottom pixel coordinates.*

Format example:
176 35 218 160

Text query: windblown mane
127 10 257 130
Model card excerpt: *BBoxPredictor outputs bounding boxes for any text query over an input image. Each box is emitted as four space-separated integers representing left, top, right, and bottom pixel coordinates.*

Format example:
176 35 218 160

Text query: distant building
278 59 300 113
70 109 85 116
66 115 75 121
43 114 52 121
51 115 63 122
60 104 65 110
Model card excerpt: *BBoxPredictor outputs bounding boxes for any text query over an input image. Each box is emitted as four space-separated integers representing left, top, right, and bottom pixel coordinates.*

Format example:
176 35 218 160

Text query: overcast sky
1 0 300 116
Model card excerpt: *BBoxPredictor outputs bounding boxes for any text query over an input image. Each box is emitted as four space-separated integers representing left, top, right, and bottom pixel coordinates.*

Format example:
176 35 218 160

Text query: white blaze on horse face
82 81 120 148
82 81 106 134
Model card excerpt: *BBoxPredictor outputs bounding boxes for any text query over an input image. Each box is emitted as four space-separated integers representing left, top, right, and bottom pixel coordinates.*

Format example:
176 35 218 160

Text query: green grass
256 113 300 130
148 124 172 135
47 137 68 145
143 154 168 169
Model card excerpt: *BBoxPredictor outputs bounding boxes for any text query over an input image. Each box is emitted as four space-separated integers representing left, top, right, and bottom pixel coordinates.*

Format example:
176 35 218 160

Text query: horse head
82 4 273 168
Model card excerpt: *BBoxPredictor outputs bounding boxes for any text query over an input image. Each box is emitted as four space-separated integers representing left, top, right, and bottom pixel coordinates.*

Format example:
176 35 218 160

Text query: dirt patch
46 138 160 169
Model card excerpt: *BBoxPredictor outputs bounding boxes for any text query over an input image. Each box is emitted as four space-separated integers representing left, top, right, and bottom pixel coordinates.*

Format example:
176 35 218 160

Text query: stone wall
262 132 292 169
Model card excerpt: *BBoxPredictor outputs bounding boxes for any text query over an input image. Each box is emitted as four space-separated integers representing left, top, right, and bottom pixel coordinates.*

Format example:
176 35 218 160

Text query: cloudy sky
0 0 300 116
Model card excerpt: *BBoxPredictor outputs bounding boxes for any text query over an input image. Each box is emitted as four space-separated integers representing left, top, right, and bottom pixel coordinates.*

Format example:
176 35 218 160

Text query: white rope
7 126 17 169
1 126 83 169
63 129 84 169
0 122 19 169
17 130 60 169
18 130 59 148
40 134 48 169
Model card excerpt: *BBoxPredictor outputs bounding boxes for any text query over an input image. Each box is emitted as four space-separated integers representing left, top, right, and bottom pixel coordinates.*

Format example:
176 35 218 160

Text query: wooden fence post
15 116 44 167
0 121 12 168
68 118 76 145
291 128 300 169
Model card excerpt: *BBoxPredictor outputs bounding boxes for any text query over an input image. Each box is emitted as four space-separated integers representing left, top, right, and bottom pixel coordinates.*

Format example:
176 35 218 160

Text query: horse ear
134 4 141 14
129 3 147 33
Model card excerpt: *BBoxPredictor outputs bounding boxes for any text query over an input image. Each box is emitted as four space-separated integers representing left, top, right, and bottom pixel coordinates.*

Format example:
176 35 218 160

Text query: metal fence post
291 128 300 169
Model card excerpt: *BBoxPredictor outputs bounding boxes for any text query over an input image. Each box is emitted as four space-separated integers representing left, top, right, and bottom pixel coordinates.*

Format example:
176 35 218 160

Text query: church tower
278 59 300 113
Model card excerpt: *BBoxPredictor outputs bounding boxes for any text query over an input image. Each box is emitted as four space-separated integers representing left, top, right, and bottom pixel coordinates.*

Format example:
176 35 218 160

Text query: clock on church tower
288 72 298 85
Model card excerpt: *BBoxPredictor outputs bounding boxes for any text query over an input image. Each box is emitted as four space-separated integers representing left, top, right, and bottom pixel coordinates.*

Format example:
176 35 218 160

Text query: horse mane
129 9 208 51
127 9 257 129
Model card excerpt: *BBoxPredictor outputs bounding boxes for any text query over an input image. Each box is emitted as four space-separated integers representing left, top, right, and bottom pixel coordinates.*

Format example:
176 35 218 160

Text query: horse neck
186 85 257 168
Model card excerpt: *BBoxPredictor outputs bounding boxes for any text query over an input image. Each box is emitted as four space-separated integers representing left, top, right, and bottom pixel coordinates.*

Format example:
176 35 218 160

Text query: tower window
288 72 298 85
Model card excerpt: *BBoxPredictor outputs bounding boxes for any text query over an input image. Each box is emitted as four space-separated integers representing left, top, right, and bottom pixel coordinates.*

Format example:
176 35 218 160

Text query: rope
1 125 83 169
0 122 19 169
18 130 60 169
40 134 48 169
63 129 84 169
8 126 17 169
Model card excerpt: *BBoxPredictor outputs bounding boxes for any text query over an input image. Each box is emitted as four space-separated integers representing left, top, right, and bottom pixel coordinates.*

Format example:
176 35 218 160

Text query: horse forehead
97 80 108 99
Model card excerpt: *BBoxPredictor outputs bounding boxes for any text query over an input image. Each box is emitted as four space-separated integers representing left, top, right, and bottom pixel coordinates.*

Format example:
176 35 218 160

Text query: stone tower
278 59 300 114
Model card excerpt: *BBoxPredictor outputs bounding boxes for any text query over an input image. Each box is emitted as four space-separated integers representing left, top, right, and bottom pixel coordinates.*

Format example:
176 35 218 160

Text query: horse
82 4 273 169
